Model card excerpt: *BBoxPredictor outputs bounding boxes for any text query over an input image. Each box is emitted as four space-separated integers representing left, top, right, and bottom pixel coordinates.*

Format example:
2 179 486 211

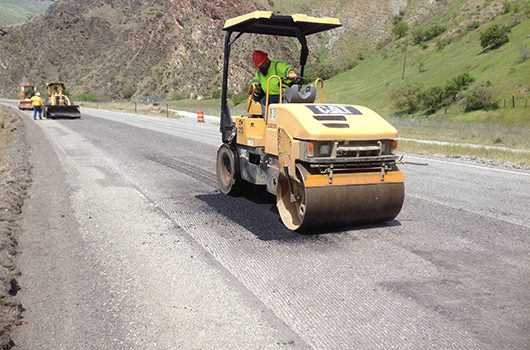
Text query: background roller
44 82 81 119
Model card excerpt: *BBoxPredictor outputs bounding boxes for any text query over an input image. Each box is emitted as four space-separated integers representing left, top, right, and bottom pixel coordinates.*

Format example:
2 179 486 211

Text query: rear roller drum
216 143 243 195
276 169 307 231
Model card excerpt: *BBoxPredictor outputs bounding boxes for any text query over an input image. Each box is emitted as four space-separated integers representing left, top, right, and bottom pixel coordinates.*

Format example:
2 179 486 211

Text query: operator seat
284 84 317 104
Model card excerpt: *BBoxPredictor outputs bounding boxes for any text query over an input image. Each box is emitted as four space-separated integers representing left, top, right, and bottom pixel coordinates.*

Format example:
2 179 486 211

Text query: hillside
324 0 530 126
0 0 54 26
0 0 444 100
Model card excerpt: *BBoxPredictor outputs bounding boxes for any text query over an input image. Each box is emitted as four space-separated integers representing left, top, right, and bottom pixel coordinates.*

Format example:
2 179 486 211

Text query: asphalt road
6 104 530 349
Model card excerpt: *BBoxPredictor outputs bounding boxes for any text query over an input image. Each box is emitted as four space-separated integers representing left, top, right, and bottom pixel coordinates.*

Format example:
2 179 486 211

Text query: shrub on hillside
74 92 98 102
463 81 498 111
305 61 340 81
502 2 521 14
392 11 405 25
467 21 481 31
229 82 250 106
229 91 246 106
444 73 475 100
211 89 221 99
169 90 185 100
480 24 511 50
391 82 423 114
421 86 445 112
394 73 476 115
393 20 409 39
436 37 449 50
412 24 446 45
122 86 136 99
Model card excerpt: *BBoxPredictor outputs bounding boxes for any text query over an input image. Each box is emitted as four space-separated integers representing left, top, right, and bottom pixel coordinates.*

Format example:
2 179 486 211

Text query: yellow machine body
229 99 405 231
235 103 398 154
45 82 81 119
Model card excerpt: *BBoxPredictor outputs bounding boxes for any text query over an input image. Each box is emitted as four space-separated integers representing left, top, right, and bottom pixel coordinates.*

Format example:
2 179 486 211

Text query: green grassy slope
324 1 530 128
0 0 53 26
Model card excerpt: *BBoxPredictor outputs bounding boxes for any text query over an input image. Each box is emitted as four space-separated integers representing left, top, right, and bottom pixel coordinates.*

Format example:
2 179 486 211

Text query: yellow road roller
18 83 36 110
217 12 404 231
44 82 81 119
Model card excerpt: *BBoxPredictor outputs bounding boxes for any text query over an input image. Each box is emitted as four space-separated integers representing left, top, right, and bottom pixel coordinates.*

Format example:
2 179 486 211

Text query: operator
30 92 44 120
251 50 298 116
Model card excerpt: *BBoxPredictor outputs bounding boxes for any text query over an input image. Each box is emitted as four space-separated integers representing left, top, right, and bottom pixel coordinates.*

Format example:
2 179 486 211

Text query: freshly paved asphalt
6 104 530 349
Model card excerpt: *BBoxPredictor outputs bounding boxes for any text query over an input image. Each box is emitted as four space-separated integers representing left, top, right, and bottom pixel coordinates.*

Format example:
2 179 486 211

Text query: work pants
33 107 42 120
260 94 280 117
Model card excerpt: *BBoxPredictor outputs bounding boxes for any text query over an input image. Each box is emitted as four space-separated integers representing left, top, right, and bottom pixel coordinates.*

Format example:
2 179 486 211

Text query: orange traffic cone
197 110 204 123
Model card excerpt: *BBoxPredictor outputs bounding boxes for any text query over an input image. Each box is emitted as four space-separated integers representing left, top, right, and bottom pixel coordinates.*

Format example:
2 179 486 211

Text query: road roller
44 82 81 119
217 12 404 231
18 83 36 110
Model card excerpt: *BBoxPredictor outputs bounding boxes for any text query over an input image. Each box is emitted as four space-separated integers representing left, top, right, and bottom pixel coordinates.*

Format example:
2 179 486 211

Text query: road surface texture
5 104 530 349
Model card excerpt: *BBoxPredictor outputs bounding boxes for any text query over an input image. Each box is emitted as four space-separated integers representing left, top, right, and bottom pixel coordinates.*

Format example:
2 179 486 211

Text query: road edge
0 107 31 349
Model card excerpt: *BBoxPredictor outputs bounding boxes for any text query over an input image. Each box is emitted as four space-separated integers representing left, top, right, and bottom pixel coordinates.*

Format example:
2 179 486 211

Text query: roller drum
277 173 404 231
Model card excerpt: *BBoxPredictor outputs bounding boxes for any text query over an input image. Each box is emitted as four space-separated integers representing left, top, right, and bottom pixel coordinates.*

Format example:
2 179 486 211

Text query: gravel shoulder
0 107 31 349
12 110 307 349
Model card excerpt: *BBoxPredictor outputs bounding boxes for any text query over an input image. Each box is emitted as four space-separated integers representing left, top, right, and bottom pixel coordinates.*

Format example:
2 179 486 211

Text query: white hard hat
35 92 40 96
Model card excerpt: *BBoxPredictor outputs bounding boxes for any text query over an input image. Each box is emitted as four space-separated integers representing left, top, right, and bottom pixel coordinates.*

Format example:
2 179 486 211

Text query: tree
444 73 475 100
480 24 511 50
391 82 423 114
421 86 445 112
412 24 446 44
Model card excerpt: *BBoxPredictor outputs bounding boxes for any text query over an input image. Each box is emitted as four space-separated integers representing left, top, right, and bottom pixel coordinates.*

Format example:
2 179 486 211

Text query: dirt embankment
0 106 31 349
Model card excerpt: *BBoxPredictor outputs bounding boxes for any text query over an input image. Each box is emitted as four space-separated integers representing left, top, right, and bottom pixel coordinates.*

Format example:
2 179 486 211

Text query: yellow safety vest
30 96 43 107
253 60 292 95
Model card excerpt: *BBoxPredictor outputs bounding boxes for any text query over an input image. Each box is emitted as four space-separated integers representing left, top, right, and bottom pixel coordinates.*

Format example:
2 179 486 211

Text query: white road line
399 137 530 154
407 193 529 229
4 100 528 177
403 155 530 176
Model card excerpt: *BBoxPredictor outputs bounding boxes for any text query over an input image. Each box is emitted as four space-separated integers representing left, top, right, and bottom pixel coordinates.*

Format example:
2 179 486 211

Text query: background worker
30 92 44 120
251 50 298 116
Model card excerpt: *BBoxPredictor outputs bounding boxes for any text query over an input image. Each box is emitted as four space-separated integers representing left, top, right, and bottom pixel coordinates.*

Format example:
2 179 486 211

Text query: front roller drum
277 173 405 231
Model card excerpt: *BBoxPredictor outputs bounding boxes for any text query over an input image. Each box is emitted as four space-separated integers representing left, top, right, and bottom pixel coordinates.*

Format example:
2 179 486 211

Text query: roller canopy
223 11 341 36
220 12 341 143
46 82 67 90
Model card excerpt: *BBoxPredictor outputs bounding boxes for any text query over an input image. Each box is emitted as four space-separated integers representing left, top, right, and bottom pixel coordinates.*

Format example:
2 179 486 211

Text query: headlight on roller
301 141 333 158
317 144 331 157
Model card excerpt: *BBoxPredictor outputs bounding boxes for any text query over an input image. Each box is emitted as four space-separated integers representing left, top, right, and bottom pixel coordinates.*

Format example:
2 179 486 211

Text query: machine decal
306 105 362 115
269 108 276 121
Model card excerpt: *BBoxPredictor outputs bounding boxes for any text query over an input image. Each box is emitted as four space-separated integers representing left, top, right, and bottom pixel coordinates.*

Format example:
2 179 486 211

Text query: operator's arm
252 70 261 87
251 70 264 102
277 61 297 80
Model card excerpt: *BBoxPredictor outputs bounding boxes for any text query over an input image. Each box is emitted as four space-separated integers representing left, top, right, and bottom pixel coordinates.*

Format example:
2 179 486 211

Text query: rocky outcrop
0 0 450 100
